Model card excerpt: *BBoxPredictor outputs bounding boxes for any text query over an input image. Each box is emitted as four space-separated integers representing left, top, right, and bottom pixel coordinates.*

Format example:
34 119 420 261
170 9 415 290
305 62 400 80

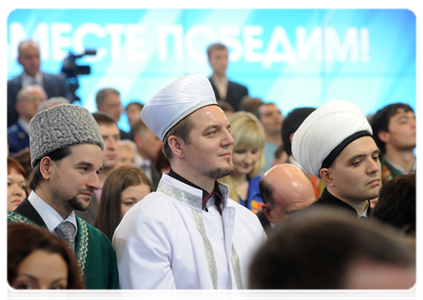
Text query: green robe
8 211 119 289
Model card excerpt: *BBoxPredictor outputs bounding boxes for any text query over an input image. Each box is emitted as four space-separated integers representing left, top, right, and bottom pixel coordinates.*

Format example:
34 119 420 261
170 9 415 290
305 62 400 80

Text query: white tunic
113 173 267 289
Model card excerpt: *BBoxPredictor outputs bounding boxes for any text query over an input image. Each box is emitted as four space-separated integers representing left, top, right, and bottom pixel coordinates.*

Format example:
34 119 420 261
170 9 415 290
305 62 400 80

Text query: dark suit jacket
7 121 30 156
14 198 47 227
75 193 99 225
308 188 373 218
209 78 248 111
119 129 130 141
256 209 272 234
7 72 73 127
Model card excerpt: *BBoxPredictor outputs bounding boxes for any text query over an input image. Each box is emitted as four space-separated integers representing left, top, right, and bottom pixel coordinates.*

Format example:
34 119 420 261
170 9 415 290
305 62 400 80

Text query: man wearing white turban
292 100 382 219
113 74 266 289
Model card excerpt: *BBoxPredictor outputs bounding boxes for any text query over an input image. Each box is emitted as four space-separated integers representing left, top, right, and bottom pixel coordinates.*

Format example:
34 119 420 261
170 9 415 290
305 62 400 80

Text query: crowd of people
7 40 416 291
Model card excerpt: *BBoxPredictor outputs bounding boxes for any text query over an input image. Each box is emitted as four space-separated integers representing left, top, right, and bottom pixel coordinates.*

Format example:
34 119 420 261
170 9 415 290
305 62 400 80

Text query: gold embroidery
7 211 37 225
8 212 89 283
158 181 203 209
231 244 244 289
191 208 218 289
75 219 89 276
158 182 218 289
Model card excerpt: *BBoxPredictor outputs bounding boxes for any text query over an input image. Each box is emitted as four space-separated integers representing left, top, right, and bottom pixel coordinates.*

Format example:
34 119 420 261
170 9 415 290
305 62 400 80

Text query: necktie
140 164 148 172
54 221 76 250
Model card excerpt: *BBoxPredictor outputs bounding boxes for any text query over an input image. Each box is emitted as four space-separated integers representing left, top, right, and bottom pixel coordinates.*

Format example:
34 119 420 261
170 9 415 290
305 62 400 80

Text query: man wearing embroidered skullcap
113 74 266 289
292 100 382 219
7 104 119 289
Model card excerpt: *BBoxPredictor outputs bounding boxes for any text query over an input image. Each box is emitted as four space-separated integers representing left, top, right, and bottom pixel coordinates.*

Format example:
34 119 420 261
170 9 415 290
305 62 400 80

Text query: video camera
61 49 97 102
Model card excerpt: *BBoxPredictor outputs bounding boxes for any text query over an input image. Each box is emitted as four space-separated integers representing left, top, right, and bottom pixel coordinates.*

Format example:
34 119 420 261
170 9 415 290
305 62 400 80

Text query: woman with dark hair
7 157 27 211
8 222 84 289
94 166 152 241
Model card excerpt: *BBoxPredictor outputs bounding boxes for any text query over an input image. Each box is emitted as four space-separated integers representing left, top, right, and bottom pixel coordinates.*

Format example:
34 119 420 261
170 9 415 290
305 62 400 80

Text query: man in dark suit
7 40 73 127
207 43 248 111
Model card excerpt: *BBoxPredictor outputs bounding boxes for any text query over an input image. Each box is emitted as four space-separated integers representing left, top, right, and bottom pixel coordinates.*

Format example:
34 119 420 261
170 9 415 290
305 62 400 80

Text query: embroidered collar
160 172 228 213
168 169 223 211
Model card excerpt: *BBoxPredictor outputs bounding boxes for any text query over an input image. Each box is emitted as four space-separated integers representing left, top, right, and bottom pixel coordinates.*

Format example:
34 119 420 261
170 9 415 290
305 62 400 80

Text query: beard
68 194 91 211
51 187 93 213
205 165 234 179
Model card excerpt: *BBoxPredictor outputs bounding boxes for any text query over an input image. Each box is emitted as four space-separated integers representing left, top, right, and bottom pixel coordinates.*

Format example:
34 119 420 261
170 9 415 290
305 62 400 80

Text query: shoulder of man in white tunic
112 174 266 289
115 175 266 241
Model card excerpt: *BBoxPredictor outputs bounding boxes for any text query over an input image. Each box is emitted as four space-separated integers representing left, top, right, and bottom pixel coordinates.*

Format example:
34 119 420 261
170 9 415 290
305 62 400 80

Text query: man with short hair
113 74 266 289
7 104 119 289
370 103 416 182
95 87 128 140
76 112 121 224
258 164 316 232
257 103 284 174
207 43 248 111
249 207 415 289
7 85 47 156
129 118 163 190
8 40 72 127
292 100 381 219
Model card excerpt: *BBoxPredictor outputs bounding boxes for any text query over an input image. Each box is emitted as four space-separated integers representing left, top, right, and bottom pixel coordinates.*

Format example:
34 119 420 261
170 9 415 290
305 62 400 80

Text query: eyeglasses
24 96 43 103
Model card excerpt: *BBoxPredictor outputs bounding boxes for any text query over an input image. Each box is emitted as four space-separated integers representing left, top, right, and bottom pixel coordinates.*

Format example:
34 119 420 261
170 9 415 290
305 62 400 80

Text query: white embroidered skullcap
141 74 217 140
291 100 372 178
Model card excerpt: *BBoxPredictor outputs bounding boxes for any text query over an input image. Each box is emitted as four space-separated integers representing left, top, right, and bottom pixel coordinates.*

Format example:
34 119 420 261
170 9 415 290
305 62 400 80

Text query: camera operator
61 49 96 105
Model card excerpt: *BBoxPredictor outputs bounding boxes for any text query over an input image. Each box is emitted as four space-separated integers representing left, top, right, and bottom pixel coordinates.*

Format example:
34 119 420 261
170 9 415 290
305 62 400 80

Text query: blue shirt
239 176 263 213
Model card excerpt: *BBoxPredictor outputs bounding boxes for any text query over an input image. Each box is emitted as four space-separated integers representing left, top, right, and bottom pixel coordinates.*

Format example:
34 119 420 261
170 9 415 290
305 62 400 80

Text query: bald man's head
17 40 41 77
259 164 316 225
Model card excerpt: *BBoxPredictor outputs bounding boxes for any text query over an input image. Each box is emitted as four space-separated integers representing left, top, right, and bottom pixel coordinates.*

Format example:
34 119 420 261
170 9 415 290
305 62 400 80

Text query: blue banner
7 9 416 131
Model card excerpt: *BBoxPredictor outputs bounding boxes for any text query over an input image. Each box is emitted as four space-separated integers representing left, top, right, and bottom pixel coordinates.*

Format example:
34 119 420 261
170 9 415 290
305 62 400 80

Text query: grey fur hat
29 104 105 168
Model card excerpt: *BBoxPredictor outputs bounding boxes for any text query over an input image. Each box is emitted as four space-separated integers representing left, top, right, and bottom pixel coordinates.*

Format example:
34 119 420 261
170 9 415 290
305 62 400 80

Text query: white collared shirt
21 71 43 88
358 205 369 219
28 191 78 238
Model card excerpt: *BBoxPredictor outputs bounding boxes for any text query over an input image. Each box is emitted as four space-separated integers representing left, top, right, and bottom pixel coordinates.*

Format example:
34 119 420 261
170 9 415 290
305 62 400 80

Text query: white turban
291 100 372 178
141 74 217 140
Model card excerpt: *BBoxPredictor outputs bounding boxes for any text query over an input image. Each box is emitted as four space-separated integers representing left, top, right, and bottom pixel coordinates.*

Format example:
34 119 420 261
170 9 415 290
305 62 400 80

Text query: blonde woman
219 111 266 213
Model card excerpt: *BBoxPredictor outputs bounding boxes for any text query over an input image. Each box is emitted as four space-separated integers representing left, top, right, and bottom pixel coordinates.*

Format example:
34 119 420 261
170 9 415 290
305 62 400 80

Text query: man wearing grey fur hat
7 104 119 289
292 100 382 219
113 74 266 289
